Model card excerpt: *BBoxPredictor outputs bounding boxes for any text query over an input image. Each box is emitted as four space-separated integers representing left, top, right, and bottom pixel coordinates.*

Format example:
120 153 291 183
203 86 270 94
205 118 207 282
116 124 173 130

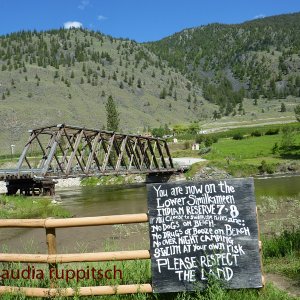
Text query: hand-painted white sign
147 178 262 293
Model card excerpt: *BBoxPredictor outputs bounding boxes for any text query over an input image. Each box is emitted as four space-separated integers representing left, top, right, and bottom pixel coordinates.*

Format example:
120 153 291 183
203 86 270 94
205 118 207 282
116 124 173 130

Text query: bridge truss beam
15 124 175 178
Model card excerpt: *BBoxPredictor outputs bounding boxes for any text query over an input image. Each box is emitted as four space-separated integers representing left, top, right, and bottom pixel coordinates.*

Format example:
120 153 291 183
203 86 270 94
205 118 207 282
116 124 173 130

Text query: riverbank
0 194 70 218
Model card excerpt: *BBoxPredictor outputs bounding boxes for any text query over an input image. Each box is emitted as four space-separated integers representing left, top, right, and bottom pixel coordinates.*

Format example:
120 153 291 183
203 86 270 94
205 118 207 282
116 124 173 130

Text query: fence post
46 227 57 287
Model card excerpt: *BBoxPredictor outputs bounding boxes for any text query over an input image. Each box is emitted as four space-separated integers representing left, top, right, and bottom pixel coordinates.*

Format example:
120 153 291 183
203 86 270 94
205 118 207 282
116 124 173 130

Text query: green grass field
171 124 300 177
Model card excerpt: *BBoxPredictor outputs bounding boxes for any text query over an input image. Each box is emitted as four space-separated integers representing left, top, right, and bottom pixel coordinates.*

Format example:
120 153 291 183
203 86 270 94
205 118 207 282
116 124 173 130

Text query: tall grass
0 195 70 218
262 230 300 258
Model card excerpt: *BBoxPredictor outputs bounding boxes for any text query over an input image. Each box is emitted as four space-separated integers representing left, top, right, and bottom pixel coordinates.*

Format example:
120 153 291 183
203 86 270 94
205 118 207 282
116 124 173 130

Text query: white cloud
253 14 266 19
78 0 89 10
64 21 83 29
97 15 107 21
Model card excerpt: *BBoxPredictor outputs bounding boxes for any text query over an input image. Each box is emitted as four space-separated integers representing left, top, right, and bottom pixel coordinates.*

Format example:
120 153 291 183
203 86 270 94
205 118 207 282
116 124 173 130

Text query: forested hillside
147 12 300 115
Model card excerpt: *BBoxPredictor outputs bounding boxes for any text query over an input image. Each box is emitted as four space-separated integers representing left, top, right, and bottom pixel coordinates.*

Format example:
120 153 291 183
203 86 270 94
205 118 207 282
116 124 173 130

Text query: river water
0 176 299 254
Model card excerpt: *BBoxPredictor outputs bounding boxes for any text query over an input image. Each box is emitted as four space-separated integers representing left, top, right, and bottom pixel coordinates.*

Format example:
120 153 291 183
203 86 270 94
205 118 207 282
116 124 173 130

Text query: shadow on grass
279 146 300 160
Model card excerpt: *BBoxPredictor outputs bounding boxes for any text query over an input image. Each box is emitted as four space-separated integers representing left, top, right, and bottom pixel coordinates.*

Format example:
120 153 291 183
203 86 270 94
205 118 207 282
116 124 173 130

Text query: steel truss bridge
0 124 179 195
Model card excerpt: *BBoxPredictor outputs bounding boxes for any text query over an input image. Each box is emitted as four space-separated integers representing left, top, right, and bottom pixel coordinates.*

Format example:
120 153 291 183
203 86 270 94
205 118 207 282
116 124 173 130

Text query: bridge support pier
146 172 174 183
6 179 56 196
146 172 186 184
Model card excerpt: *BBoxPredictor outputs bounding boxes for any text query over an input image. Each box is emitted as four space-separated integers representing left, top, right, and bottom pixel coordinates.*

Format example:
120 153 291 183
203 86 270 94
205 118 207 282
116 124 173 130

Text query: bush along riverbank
0 195 71 219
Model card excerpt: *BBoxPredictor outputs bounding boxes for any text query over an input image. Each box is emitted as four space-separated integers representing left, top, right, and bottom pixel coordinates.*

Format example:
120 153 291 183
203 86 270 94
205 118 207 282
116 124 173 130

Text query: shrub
258 160 275 174
195 134 218 146
204 137 213 147
195 134 205 144
198 147 211 155
183 141 190 150
211 135 219 144
272 142 279 154
280 127 296 149
251 130 262 137
232 133 244 140
265 128 279 135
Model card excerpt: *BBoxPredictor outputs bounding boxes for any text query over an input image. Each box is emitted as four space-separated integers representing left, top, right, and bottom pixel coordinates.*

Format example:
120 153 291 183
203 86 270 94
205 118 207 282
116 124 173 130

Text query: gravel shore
0 181 7 194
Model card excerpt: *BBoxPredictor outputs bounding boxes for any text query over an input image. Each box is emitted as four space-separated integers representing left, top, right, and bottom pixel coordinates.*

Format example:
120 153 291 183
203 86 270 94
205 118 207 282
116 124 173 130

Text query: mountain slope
0 29 213 152
146 13 300 114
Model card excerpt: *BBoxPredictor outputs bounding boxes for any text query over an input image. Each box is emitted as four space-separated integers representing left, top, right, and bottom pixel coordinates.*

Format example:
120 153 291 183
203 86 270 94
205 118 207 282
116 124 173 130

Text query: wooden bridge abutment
6 178 56 196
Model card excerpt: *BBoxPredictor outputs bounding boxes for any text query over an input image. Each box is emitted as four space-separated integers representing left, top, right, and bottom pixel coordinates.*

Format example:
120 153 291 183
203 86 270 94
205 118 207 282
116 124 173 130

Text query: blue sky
1 0 300 42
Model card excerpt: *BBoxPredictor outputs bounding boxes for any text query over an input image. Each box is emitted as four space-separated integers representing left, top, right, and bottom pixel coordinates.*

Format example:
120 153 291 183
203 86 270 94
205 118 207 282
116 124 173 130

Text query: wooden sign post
147 178 263 293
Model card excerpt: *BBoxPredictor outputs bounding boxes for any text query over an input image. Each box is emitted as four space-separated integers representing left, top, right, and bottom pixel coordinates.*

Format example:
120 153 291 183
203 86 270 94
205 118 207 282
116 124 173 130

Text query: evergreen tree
106 95 120 131
137 78 142 88
187 93 191 102
159 87 167 99
280 103 286 112
294 104 300 122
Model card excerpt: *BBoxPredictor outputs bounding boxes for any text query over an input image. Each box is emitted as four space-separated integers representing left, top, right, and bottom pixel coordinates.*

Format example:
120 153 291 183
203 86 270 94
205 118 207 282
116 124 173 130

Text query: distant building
163 134 173 139
143 132 153 137
192 143 200 151
199 130 207 134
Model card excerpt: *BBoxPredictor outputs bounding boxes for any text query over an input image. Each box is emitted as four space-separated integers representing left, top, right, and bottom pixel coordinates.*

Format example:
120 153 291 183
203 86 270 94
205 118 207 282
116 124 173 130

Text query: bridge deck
0 167 179 181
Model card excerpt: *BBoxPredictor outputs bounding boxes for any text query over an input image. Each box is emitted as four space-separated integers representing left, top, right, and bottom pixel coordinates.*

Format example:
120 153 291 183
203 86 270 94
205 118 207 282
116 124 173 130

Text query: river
0 176 299 254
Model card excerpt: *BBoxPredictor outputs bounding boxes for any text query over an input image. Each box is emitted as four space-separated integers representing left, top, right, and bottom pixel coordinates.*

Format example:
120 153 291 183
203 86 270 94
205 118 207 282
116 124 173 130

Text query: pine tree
137 78 142 88
106 95 120 131
159 87 167 99
187 94 191 102
280 103 286 112
294 104 300 121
